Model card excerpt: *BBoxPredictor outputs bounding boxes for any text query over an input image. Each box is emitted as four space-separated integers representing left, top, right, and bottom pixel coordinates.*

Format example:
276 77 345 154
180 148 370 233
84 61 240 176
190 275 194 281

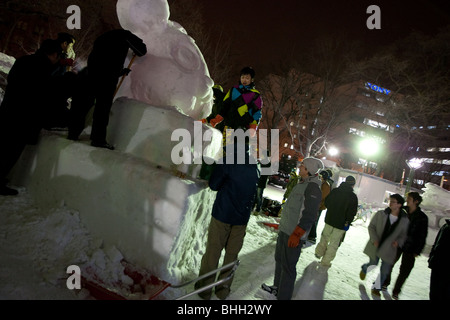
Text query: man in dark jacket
0 39 61 196
195 141 259 300
68 29 147 149
428 219 450 300
383 191 428 299
315 175 358 267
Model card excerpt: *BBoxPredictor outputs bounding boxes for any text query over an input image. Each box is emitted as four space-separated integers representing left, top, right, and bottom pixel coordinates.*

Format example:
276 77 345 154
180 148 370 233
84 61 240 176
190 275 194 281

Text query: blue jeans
362 257 393 290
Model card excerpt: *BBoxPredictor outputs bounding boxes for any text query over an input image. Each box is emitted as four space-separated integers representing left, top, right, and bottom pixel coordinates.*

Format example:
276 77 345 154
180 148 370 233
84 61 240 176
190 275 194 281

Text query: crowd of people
0 29 147 196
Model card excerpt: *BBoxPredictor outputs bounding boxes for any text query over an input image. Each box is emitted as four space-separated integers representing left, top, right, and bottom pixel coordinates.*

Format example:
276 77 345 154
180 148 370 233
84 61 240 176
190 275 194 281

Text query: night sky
200 0 450 79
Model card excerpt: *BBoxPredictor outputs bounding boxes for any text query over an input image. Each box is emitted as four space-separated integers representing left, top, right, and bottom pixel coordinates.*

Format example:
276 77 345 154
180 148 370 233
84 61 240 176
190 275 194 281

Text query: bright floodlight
406 158 423 169
358 138 379 156
328 147 339 156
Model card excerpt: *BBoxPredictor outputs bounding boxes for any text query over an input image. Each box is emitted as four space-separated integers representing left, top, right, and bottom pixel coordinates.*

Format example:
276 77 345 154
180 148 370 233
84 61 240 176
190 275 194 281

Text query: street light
358 138 380 173
405 158 423 196
358 138 380 157
328 147 339 157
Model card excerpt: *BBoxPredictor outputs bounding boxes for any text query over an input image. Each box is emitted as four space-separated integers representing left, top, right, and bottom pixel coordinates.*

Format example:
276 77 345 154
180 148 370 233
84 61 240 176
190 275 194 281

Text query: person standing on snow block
44 33 78 130
314 175 358 267
206 67 263 143
0 39 62 196
262 157 323 300
360 193 409 297
67 29 147 150
195 139 260 300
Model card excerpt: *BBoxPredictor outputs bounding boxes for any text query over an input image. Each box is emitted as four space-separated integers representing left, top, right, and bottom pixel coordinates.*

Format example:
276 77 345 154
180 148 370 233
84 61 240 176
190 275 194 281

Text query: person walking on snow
314 175 358 267
262 157 323 300
68 29 147 150
360 193 409 297
308 170 333 243
383 191 428 299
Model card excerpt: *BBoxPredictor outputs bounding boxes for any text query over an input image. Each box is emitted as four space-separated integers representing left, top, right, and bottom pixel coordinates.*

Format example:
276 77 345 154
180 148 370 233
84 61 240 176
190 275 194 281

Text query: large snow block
108 97 223 176
10 99 222 285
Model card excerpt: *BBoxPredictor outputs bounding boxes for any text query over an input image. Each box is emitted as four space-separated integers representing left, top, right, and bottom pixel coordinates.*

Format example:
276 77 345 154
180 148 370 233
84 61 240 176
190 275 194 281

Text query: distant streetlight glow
404 158 424 195
328 147 339 156
358 138 380 156
406 157 423 170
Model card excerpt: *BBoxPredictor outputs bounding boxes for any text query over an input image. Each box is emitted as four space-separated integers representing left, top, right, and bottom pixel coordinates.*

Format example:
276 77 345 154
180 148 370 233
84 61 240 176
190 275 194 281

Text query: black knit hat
240 66 255 79
319 170 329 180
345 175 356 186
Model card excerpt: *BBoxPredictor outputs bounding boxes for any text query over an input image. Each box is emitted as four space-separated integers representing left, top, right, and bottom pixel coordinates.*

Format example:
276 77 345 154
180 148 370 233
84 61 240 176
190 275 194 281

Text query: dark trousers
274 231 302 300
68 73 118 143
430 268 450 300
384 249 415 294
308 210 323 240
254 187 264 211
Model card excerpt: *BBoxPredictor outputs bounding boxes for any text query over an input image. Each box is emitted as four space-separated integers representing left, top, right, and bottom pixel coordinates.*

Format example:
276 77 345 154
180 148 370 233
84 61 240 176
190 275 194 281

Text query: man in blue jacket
195 141 260 300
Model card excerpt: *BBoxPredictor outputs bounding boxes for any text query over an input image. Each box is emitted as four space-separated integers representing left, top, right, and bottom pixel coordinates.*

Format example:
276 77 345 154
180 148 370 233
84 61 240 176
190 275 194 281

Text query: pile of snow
10 99 221 286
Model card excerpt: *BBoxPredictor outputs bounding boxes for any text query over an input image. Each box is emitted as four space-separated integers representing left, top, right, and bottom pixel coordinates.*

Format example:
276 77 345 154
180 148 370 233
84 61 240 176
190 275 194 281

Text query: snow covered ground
0 184 432 300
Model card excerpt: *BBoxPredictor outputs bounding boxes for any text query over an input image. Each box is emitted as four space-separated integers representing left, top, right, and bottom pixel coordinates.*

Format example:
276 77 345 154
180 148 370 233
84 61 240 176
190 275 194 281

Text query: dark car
268 171 290 189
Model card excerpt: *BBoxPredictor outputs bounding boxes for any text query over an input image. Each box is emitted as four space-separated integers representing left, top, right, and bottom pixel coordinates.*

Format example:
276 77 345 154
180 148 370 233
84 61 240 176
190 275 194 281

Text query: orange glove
248 123 258 137
288 226 306 248
210 114 224 128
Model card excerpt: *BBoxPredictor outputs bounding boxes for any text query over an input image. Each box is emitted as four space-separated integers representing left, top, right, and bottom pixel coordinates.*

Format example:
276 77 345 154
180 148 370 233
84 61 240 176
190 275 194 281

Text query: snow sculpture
115 0 214 120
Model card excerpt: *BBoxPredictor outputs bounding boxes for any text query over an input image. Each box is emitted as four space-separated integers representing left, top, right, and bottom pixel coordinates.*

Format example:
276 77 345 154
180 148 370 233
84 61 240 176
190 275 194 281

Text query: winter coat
428 219 450 271
278 175 322 237
324 182 358 229
402 206 428 255
319 180 331 210
88 29 147 79
0 51 56 143
209 146 260 226
221 83 263 130
364 208 410 264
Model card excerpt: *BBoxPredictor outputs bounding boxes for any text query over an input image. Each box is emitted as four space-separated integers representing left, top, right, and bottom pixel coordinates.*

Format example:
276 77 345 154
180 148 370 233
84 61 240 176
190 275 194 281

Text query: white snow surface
0 185 434 300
